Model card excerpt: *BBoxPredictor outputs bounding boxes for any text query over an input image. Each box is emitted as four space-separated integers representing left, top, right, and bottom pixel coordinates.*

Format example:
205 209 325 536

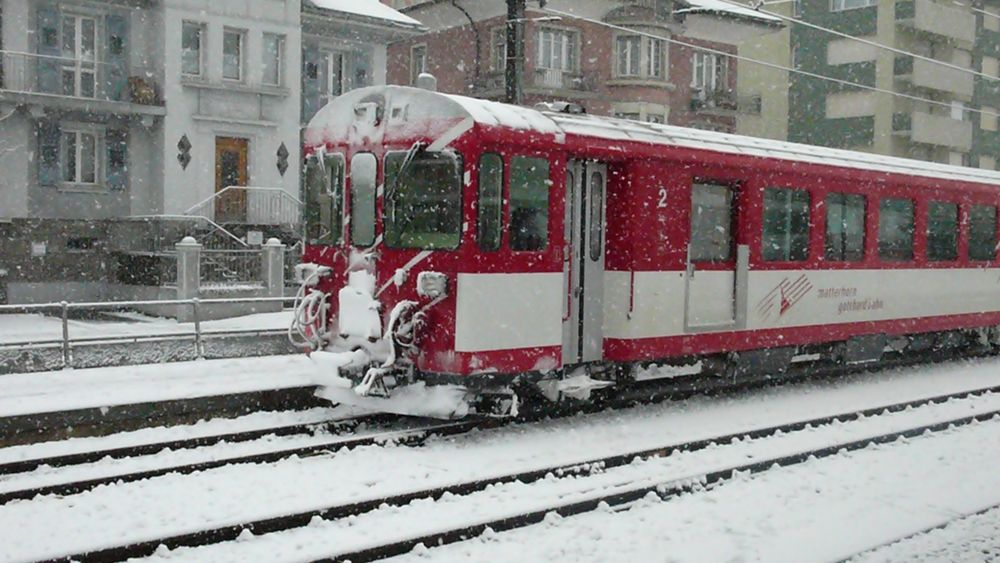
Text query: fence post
191 298 204 359
262 238 286 311
176 236 202 322
60 301 71 369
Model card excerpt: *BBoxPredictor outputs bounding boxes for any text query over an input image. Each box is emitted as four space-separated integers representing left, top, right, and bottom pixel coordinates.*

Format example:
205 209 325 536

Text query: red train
292 84 1000 416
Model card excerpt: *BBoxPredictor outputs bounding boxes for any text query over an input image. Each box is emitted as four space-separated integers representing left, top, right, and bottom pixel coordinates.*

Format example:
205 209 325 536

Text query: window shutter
36 120 61 187
301 41 322 124
35 3 61 94
106 128 129 191
105 14 129 102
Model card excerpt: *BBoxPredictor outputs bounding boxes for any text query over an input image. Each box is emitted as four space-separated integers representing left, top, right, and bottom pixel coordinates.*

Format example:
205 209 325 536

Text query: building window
223 28 245 81
613 35 665 79
980 155 997 170
830 0 876 11
536 27 577 71
825 192 865 261
181 21 204 76
410 44 427 85
969 205 997 261
950 100 968 122
510 156 550 251
325 51 346 98
692 51 728 94
648 38 665 78
793 0 802 17
762 187 810 262
878 198 915 261
62 130 100 185
60 14 98 98
262 33 284 86
927 201 958 261
491 27 507 72
617 36 641 77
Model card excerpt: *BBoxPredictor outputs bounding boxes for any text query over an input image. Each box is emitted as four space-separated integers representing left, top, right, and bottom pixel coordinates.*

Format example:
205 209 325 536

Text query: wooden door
215 137 248 223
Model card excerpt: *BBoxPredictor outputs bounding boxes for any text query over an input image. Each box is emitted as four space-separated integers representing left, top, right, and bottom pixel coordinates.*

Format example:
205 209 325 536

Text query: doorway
215 137 248 223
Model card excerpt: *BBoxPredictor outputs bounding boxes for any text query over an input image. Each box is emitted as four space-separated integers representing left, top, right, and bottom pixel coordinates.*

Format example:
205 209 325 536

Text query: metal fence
201 249 263 286
184 187 303 227
0 297 297 373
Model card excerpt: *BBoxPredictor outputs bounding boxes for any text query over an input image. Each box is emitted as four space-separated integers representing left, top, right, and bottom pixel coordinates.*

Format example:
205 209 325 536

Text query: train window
384 150 463 250
350 153 377 247
304 153 344 245
825 192 865 261
690 182 734 262
478 153 503 252
878 198 915 261
510 156 551 251
589 170 604 261
762 187 810 261
927 201 958 261
969 204 998 261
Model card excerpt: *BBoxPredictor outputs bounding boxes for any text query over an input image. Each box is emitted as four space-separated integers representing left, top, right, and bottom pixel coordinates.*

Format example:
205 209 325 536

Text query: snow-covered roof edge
305 0 424 29
677 0 783 24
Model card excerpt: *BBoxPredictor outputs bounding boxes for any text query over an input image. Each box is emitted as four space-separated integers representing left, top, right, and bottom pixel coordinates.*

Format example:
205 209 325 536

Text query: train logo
756 274 814 321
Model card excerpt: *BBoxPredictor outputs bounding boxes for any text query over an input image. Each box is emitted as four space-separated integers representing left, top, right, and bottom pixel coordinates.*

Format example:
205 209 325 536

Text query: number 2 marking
657 188 668 209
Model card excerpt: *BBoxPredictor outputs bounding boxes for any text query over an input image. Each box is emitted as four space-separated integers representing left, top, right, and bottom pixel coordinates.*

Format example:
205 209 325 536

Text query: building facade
0 0 421 304
787 0 998 168
382 0 780 131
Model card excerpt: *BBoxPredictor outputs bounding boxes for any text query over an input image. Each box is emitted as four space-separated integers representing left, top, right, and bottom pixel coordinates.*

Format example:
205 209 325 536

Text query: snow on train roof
444 91 1000 187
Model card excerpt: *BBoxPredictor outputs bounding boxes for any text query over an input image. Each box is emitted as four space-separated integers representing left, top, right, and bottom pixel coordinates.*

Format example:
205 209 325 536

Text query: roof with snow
306 0 424 28
309 86 1000 187
677 0 782 24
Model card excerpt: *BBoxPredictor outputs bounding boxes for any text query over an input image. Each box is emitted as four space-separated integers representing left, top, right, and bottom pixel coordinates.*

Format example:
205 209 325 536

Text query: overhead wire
535 6 1000 121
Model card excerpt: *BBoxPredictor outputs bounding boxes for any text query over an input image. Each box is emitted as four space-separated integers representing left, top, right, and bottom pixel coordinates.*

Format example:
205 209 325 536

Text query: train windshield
384 150 463 250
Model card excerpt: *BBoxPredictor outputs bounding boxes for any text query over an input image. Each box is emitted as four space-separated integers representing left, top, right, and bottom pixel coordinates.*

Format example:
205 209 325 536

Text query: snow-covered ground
0 310 292 345
1 356 999 562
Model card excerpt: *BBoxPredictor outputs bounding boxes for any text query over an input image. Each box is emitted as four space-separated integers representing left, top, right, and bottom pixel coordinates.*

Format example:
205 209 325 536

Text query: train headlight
417 271 448 299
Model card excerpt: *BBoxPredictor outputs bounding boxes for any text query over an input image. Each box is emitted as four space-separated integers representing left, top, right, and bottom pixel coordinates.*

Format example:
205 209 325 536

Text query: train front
292 85 487 419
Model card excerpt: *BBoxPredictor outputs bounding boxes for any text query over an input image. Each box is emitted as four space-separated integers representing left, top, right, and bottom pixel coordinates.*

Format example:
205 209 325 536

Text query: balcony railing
532 68 596 92
895 0 976 44
0 49 160 105
893 54 974 97
892 111 972 151
184 187 303 227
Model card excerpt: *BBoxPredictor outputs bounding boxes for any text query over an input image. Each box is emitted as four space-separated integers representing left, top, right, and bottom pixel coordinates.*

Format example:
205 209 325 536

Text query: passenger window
969 204 997 261
825 192 865 261
927 201 958 261
384 151 463 250
350 153 377 247
589 170 604 261
690 182 734 262
878 198 914 261
510 156 550 251
304 153 344 244
478 153 503 252
762 187 810 261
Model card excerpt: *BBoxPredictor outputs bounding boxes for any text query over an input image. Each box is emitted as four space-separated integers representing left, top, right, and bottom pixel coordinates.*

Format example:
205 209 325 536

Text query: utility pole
504 0 525 105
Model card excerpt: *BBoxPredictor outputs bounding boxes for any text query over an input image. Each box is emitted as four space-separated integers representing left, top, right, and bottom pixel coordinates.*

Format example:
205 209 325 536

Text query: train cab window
927 201 958 261
304 153 344 244
969 204 998 261
510 156 551 251
762 187 810 261
478 153 503 251
589 170 605 261
878 198 915 261
350 153 377 247
825 192 865 261
690 182 734 262
384 150 463 250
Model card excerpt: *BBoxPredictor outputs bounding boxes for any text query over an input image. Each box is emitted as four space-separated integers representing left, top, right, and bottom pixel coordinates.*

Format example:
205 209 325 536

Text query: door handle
573 286 583 298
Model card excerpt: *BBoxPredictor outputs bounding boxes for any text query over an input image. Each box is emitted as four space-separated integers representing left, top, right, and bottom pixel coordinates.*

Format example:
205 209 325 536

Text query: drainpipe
449 0 481 88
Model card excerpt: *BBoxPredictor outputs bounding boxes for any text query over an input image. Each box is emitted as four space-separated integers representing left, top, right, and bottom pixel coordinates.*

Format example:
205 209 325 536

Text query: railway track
0 415 480 506
46 383 1000 563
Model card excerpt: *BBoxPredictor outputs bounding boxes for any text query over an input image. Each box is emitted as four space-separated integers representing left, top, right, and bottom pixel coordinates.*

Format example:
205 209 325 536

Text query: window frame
535 26 579 72
615 34 642 78
262 32 285 87
349 152 378 248
60 124 105 188
824 192 866 262
690 180 736 263
181 21 205 78
830 0 876 12
926 200 959 262
410 44 427 85
382 150 464 251
509 155 552 252
490 27 507 72
222 27 246 82
477 152 504 252
691 51 727 93
968 204 998 262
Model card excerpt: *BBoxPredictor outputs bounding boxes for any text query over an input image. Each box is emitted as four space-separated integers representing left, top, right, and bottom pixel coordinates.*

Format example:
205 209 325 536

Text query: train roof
309 86 1000 187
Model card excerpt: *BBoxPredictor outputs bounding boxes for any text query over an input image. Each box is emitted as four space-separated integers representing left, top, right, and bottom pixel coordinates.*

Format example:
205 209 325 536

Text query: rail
0 49 160 104
0 296 296 369
201 249 263 285
183 186 303 226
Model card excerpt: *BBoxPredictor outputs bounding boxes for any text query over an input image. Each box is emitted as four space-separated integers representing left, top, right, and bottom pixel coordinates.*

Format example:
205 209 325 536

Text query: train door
685 181 739 330
563 160 607 365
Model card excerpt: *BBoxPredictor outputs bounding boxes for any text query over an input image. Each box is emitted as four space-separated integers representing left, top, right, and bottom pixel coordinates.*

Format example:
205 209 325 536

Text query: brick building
382 0 780 131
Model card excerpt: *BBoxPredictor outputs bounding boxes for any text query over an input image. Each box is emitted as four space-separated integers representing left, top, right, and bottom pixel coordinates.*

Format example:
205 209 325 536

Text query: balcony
0 50 163 114
532 68 597 92
892 111 972 151
895 0 975 44
894 55 974 98
690 89 739 114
